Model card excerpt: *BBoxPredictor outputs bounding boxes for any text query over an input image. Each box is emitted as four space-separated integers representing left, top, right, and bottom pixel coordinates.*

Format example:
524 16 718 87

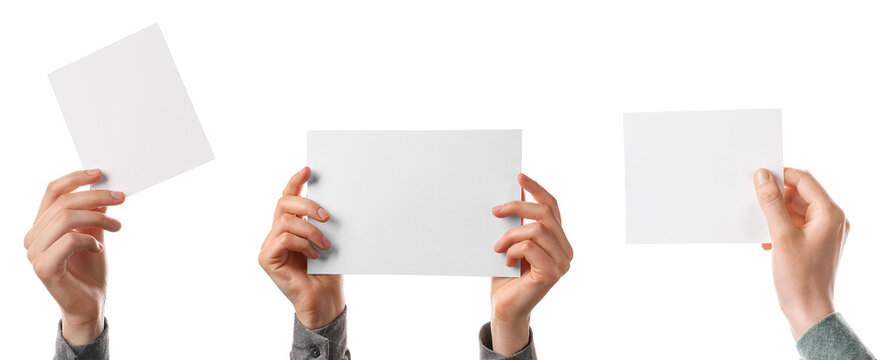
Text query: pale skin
490 174 573 355
753 167 849 340
24 169 125 345
259 166 344 329
259 168 572 355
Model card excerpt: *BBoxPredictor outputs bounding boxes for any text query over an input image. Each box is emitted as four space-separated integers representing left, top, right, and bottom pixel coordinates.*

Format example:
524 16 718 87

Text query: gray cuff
54 319 109 360
479 322 536 360
291 307 351 360
796 312 875 360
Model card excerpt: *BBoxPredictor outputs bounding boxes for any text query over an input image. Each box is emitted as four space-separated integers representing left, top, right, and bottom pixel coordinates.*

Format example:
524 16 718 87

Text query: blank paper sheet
49 24 213 195
306 130 521 276
624 109 783 244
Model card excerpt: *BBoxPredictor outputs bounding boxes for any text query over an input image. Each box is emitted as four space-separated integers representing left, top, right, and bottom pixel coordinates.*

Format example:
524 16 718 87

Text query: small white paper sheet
306 130 522 277
49 24 213 195
623 109 783 244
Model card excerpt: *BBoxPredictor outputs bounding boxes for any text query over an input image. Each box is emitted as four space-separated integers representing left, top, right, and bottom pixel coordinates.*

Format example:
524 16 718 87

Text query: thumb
753 168 795 239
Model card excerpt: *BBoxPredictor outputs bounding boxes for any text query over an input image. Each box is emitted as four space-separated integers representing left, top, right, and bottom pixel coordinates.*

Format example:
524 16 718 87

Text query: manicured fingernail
492 205 503 213
96 241 104 251
87 169 100 175
110 191 125 200
318 207 330 220
756 169 770 185
322 235 331 248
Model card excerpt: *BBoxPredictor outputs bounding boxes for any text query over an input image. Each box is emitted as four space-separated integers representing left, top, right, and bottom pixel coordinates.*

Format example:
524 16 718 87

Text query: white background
1 1 888 358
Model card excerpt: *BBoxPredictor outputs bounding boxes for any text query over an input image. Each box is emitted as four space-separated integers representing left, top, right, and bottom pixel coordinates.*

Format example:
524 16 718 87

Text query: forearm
479 322 536 360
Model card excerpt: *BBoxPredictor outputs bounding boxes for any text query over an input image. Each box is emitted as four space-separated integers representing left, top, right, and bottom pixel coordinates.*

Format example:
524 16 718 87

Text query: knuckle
827 205 846 222
60 233 78 248
535 203 549 217
531 221 547 235
46 180 59 194
57 209 75 223
758 187 783 205
33 260 53 280
56 193 72 206
276 214 294 225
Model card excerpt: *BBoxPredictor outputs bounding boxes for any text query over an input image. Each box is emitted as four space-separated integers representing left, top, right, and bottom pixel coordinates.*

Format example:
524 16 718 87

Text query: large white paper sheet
624 109 783 244
49 24 213 195
306 130 522 276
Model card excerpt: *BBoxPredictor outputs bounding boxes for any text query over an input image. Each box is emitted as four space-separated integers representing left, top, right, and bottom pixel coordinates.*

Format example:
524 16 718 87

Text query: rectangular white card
49 24 213 195
623 109 783 244
307 130 521 276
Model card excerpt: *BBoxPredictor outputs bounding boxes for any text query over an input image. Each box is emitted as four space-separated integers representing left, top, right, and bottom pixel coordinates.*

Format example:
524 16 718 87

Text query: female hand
24 169 125 345
259 166 344 329
489 174 573 355
753 168 849 340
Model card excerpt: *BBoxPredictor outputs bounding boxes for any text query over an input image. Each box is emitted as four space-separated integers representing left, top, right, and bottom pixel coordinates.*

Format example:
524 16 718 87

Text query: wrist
295 298 345 330
490 313 531 356
61 315 104 346
782 297 834 340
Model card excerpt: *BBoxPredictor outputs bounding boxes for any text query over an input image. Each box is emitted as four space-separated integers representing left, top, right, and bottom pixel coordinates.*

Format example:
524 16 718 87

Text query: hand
259 166 344 329
489 174 572 355
24 169 125 345
753 168 849 340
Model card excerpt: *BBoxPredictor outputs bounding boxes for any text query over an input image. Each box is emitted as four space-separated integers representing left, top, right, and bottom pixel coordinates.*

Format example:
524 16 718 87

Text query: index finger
38 169 103 218
783 168 833 208
518 173 561 222
283 166 311 196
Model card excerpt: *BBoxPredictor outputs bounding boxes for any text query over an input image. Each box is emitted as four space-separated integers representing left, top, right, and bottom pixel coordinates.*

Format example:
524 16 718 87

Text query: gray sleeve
479 322 536 360
54 319 109 360
796 312 875 360
291 308 350 360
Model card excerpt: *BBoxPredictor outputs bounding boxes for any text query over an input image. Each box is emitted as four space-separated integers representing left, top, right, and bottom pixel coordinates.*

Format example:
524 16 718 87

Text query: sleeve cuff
55 319 109 360
796 312 875 360
291 307 350 360
478 322 536 360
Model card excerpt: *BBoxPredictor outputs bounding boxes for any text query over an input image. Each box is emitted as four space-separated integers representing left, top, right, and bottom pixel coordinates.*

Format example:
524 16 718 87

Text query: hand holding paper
259 167 344 330
23 170 125 345
753 168 849 340
489 174 573 356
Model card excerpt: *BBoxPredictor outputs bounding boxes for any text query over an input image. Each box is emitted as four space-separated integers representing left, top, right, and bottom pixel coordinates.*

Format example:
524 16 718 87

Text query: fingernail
111 219 122 229
322 235 331 248
87 169 100 175
492 205 503 213
312 248 321 259
110 191 125 200
317 207 330 220
756 169 770 185
96 241 104 251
